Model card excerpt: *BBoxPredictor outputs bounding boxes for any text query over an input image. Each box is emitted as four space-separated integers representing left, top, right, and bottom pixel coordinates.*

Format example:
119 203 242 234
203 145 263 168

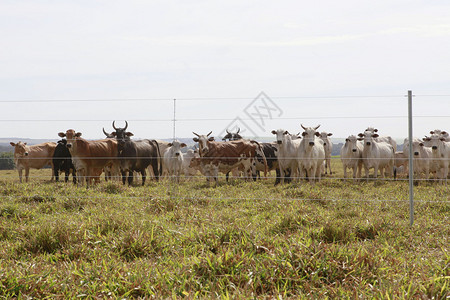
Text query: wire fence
1 92 449 214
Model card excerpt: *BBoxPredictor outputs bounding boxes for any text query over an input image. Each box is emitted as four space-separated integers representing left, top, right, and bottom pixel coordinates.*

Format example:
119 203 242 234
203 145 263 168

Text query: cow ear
357 138 363 141
10 142 15 146
111 132 117 137
430 131 435 134
284 131 289 135
75 132 82 137
58 132 66 137
442 131 448 135
181 143 187 148
327 133 333 136
302 132 306 137
345 139 349 142
271 130 276 135
208 137 215 141
358 133 364 137
126 132 134 137
193 138 199 142
315 132 320 137
374 129 378 132
168 143 173 147
419 143 424 147
372 134 379 138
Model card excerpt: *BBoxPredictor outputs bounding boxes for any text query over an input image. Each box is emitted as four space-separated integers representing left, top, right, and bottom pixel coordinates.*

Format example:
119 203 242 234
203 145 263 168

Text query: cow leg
141 169 146 186
151 160 159 182
328 158 332 175
18 168 23 183
54 166 60 182
226 171 230 182
25 168 30 183
121 171 127 185
127 171 133 186
72 169 77 184
274 168 281 185
64 170 69 182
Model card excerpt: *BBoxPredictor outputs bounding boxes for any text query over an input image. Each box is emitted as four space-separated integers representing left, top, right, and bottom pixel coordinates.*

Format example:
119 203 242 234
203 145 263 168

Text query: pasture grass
0 160 448 298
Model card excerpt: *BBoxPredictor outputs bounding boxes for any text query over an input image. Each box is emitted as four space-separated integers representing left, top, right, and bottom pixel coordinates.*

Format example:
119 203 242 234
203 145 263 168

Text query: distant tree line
0 152 14 170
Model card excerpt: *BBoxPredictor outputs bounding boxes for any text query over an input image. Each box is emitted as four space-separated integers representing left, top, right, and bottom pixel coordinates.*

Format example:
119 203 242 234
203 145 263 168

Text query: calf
53 139 76 183
340 135 363 182
182 149 200 179
358 131 395 181
163 140 187 182
10 141 56 183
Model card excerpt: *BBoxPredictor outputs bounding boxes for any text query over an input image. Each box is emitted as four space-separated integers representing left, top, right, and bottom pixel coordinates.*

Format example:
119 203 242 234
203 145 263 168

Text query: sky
0 0 449 141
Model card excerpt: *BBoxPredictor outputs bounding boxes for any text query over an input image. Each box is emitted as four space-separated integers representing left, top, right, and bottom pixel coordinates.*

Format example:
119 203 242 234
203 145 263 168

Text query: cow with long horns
111 121 162 185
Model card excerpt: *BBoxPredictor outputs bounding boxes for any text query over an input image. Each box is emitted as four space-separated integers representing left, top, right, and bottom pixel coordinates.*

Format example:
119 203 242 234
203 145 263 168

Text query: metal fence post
408 90 414 226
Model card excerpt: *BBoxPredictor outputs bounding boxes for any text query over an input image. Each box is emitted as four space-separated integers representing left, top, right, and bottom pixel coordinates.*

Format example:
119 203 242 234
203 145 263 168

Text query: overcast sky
1 0 449 141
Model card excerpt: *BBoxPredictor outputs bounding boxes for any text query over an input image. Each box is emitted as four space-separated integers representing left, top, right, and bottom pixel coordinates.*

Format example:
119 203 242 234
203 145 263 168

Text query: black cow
255 143 281 185
111 121 162 185
52 139 76 183
222 128 243 141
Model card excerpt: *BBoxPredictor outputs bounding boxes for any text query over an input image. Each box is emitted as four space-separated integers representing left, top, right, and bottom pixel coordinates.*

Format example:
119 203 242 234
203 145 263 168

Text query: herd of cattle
8 122 450 187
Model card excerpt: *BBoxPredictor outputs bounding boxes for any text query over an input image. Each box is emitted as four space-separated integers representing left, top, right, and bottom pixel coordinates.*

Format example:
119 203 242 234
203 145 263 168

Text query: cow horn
103 128 109 136
124 120 128 131
192 132 200 137
112 120 118 130
301 124 307 130
226 129 230 134
207 131 212 137
314 124 321 130
237 127 240 134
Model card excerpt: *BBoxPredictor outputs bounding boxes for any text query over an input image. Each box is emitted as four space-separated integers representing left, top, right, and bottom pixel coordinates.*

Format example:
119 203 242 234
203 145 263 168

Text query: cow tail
153 140 163 178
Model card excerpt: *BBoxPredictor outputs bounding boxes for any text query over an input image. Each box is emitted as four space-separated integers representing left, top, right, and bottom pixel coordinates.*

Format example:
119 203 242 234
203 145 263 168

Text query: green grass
0 161 448 298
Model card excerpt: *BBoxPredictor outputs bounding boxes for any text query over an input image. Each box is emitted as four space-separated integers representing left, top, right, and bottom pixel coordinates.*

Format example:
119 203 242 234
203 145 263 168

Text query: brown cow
192 131 267 186
58 129 118 188
10 141 56 182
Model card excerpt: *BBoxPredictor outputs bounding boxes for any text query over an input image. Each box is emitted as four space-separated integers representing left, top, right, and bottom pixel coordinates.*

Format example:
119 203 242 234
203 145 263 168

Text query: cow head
193 131 213 156
271 129 289 145
222 128 243 141
358 131 378 147
168 140 187 157
58 129 81 149
10 141 28 158
345 135 359 152
319 132 333 146
301 124 321 147
423 134 445 151
112 120 133 147
365 127 378 133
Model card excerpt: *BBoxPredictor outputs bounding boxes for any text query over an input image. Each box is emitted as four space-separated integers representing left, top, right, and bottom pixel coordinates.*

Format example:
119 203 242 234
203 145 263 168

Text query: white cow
365 127 397 151
358 131 395 181
319 131 333 175
298 125 325 184
182 149 200 180
271 129 302 183
403 138 433 182
163 140 187 182
340 135 363 182
394 151 408 176
423 134 450 184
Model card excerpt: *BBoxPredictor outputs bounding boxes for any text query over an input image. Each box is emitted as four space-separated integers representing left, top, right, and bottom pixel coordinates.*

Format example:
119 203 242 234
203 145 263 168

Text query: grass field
0 160 448 298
